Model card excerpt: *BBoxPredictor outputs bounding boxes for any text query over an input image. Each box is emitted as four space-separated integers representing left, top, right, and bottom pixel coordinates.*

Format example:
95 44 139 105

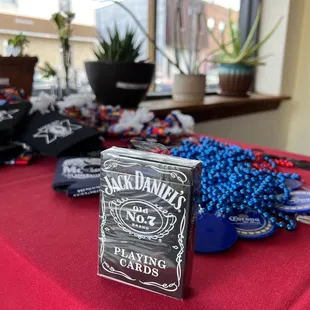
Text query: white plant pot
172 74 206 102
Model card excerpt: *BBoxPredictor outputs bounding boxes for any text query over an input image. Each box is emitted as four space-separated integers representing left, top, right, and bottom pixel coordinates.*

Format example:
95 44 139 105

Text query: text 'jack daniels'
102 170 187 210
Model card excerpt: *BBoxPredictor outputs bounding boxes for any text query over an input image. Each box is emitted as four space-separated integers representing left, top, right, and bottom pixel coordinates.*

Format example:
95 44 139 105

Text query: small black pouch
0 142 25 165
0 102 31 143
17 111 100 157
53 157 100 197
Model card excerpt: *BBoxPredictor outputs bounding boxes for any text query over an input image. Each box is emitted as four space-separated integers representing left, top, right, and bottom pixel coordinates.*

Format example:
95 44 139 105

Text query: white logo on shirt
0 109 19 122
33 119 82 144
62 158 101 179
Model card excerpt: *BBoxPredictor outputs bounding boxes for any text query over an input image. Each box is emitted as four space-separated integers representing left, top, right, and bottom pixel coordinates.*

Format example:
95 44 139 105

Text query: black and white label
116 82 149 90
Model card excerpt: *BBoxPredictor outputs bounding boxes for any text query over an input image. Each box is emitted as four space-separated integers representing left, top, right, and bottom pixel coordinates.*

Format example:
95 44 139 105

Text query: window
0 0 98 96
218 21 225 33
155 0 240 93
207 18 215 30
3 39 19 56
0 0 245 97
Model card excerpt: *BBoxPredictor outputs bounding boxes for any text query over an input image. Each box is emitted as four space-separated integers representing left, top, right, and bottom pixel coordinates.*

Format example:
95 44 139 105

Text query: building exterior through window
0 0 240 95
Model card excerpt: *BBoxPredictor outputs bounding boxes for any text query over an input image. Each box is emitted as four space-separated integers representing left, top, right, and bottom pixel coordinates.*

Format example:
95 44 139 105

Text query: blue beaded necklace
171 137 300 231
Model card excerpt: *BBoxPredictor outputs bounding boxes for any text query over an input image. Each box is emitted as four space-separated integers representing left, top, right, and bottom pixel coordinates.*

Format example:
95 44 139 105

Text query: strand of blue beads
171 137 300 231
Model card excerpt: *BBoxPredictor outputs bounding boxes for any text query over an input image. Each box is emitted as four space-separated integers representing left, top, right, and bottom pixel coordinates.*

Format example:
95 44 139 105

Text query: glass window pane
0 0 98 96
156 0 240 93
0 0 241 97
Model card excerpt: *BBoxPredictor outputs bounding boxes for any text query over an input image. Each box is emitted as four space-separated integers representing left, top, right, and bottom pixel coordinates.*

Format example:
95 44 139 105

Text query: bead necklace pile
171 137 300 231
253 150 295 170
63 103 191 144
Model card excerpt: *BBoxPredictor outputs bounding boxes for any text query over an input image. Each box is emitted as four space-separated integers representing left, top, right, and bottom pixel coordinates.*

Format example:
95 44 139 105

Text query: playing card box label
98 147 201 299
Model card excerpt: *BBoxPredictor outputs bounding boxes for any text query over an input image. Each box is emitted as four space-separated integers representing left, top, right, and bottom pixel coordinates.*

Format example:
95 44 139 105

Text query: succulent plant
207 5 282 66
94 26 143 62
8 33 30 56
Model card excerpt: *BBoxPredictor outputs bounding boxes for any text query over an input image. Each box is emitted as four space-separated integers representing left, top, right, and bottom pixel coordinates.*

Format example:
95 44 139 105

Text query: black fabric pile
0 87 102 197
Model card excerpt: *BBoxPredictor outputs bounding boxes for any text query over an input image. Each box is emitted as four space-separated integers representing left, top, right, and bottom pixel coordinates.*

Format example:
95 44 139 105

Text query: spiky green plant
207 5 282 66
39 62 57 79
8 33 30 56
94 26 143 62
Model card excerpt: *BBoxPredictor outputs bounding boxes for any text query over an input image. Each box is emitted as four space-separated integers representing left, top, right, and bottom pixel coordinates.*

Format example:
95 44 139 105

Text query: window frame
145 0 259 100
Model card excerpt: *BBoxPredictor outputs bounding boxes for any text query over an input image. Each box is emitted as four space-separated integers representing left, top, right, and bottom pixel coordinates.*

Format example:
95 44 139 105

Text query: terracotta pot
173 74 206 102
218 64 255 97
0 56 38 97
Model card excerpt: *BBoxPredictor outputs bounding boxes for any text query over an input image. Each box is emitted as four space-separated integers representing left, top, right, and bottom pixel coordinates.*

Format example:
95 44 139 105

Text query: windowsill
140 93 290 122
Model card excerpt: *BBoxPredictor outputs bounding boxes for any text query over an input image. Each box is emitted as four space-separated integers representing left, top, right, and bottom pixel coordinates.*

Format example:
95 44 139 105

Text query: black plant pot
85 61 155 108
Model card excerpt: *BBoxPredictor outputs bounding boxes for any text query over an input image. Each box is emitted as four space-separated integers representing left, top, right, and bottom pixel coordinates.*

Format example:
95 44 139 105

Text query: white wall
195 108 289 150
283 0 310 155
255 0 291 95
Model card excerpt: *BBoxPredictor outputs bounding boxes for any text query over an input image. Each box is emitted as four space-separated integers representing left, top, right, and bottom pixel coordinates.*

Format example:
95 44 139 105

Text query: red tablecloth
1 139 310 310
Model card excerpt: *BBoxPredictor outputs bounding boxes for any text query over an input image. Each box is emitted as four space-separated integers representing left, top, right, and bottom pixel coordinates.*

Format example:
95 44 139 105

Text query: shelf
140 93 290 122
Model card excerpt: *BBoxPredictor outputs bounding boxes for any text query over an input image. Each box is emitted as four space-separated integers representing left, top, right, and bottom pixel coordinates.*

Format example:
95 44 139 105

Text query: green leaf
39 61 57 78
206 3 282 67
7 33 30 56
96 24 144 62
237 4 262 61
247 17 283 56
228 11 241 57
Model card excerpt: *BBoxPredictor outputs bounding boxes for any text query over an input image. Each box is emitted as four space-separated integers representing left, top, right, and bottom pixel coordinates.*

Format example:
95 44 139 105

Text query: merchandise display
3 86 310 302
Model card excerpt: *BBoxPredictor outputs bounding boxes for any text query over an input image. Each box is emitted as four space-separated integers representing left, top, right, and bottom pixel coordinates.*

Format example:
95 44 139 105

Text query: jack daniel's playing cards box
99 147 202 299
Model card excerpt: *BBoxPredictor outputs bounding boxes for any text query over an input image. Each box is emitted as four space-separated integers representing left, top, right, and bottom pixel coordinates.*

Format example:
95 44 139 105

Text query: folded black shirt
0 102 31 143
17 111 100 157
53 157 100 197
0 142 25 165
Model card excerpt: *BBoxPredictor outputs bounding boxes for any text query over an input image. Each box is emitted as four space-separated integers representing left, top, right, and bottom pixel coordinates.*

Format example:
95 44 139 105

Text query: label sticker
215 209 276 239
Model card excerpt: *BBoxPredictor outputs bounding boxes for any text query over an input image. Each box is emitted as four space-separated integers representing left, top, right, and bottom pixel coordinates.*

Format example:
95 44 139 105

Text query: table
1 138 310 310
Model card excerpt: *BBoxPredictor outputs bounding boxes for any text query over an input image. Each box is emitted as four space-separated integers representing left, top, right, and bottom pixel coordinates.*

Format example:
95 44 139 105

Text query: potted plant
0 33 38 97
85 26 155 108
51 11 75 96
114 0 207 103
206 6 282 97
